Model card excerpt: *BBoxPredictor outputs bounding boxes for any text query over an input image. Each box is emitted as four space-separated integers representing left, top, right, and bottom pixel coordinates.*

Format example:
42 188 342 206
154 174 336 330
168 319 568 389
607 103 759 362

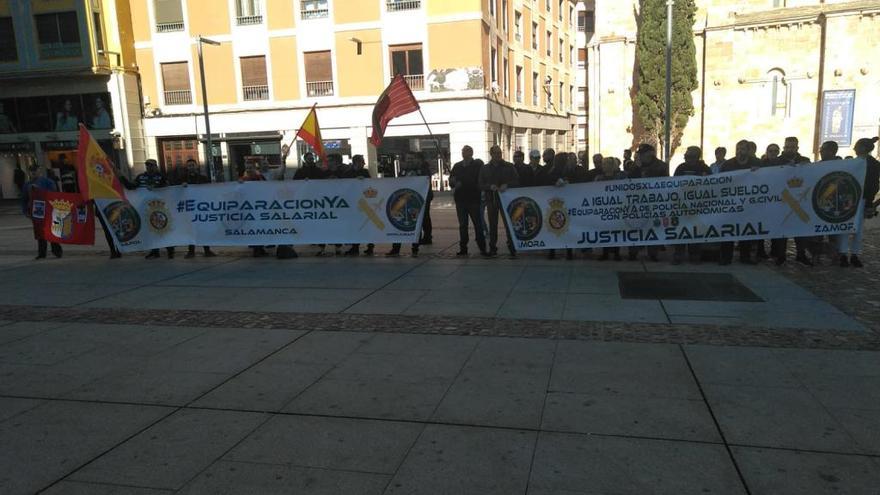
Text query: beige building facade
586 0 880 164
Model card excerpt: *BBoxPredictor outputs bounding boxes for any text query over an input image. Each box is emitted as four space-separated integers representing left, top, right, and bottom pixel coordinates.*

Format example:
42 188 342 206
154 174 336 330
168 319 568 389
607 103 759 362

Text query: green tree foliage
634 0 698 154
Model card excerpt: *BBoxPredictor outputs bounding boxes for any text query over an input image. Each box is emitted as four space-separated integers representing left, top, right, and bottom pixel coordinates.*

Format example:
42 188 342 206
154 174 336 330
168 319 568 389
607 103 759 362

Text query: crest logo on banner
32 200 46 219
812 172 862 223
146 199 171 234
49 199 74 239
103 201 141 242
385 188 424 232
547 198 569 236
507 197 542 241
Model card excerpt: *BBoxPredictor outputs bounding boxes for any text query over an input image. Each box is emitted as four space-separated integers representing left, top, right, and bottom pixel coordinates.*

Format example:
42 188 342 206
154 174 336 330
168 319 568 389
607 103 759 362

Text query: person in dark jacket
718 140 762 265
449 146 487 256
628 144 668 261
128 159 175 259
836 137 880 267
239 161 270 257
292 152 326 180
761 143 781 166
771 136 813 265
542 153 579 260
386 155 425 258
512 150 535 188
595 157 628 261
479 145 519 257
180 159 217 259
343 154 375 256
672 146 711 264
819 141 843 162
415 152 434 245
22 164 63 259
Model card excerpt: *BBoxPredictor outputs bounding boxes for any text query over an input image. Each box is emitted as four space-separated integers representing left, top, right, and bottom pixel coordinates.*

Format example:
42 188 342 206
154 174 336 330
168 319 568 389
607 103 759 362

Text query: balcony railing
387 0 421 11
164 90 192 105
237 15 263 25
306 80 334 97
38 42 81 59
156 21 184 33
403 74 424 91
301 8 328 19
243 85 269 101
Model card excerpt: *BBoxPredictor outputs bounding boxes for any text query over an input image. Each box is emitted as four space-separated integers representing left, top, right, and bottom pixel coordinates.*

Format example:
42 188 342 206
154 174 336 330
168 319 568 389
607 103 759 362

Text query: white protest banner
500 159 867 250
96 177 429 252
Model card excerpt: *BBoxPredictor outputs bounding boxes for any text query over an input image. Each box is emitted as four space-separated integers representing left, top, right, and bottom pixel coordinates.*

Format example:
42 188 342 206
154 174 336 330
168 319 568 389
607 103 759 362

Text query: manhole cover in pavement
617 272 764 302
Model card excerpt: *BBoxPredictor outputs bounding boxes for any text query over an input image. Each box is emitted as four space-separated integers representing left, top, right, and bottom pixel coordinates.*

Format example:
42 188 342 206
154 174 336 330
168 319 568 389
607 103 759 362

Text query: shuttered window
0 17 16 61
161 62 190 91
154 0 184 24
240 56 267 86
303 51 332 82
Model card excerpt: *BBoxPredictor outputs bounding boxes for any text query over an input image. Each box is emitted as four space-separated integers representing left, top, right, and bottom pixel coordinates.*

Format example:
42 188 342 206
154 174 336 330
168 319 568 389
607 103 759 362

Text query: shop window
304 50 334 96
0 17 18 61
390 44 424 91
240 55 269 100
34 11 81 59
154 0 184 32
161 62 192 105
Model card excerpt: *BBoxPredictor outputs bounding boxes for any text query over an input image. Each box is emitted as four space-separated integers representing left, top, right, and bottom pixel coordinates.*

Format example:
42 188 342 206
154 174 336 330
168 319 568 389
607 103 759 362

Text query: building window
514 11 522 42
532 72 539 106
489 0 495 17
773 0 785 7
35 12 81 59
390 43 424 90
503 57 509 98
0 17 18 61
236 0 263 25
161 62 192 105
301 0 328 19
387 0 421 12
154 0 184 32
241 56 269 100
569 5 574 26
490 46 497 86
584 10 595 33
558 0 563 21
546 0 551 13
578 48 585 68
569 84 574 111
768 69 789 118
515 65 523 103
578 85 585 110
558 39 563 62
546 31 551 57
559 81 564 108
304 50 334 96
531 22 538 50
93 13 105 54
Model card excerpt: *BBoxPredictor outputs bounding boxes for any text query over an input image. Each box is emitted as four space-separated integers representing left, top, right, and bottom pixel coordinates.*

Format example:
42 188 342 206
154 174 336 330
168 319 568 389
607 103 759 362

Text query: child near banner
837 137 880 267
22 164 63 259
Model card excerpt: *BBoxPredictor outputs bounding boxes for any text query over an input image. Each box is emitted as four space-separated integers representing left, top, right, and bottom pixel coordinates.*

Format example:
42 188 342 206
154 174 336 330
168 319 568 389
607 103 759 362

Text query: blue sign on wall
820 90 856 147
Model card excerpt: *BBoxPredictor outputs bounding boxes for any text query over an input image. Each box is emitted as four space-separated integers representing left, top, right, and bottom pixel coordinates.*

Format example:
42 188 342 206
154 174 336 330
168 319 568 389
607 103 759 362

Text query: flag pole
416 107 446 191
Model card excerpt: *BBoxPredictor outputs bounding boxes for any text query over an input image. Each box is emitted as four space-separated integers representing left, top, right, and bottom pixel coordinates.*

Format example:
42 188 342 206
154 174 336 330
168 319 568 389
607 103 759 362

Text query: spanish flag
76 125 126 200
295 104 324 163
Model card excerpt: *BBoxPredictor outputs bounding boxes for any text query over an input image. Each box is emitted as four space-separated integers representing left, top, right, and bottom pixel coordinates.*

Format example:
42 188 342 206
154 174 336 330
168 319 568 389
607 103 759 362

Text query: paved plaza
1 198 879 494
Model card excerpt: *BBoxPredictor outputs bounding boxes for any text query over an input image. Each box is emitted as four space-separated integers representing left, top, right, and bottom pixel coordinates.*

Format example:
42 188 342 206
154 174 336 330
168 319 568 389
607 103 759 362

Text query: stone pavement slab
385 424 535 495
68 409 267 490
0 400 170 495
529 432 746 495
732 447 880 495
43 481 172 494
0 397 43 422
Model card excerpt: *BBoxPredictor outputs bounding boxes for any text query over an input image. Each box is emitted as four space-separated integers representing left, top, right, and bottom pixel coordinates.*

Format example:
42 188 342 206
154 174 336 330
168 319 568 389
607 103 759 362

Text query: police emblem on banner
49 199 74 239
507 197 542 241
146 199 172 234
385 188 425 232
547 198 569 236
812 172 862 223
103 201 141 242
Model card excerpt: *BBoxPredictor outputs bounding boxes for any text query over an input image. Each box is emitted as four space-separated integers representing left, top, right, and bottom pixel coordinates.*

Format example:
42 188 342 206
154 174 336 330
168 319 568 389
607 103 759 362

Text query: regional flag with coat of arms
76 124 126 200
30 189 96 245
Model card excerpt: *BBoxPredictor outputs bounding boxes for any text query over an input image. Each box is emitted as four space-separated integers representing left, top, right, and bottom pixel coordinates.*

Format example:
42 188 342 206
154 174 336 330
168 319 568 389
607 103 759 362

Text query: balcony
156 21 184 33
301 8 328 19
387 0 421 12
403 74 424 91
39 42 81 59
306 80 334 97
164 90 192 105
243 85 269 101
236 15 263 25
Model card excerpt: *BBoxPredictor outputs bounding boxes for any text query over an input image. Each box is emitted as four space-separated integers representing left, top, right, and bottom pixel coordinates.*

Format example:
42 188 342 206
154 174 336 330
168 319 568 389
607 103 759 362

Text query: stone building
585 0 880 163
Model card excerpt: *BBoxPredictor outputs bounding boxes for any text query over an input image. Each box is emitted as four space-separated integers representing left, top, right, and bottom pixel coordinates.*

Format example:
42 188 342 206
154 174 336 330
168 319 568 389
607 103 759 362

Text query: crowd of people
19 135 880 268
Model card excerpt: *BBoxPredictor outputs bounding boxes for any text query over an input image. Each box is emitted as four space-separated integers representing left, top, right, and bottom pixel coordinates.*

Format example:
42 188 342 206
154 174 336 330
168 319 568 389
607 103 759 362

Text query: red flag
295 104 325 163
76 125 126 200
30 189 96 245
370 74 420 147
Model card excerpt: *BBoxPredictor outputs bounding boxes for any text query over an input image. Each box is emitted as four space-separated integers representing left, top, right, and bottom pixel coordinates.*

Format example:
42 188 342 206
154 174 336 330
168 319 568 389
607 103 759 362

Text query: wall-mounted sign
820 89 856 147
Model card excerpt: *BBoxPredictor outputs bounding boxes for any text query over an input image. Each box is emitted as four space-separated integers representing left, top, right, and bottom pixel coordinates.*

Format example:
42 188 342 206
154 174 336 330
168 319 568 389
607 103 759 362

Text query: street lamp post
197 35 220 182
664 0 674 164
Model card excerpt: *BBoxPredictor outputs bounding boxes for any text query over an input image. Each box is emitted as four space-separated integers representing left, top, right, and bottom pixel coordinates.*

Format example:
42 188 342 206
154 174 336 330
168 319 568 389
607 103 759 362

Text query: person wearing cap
771 136 813 266
22 163 63 259
130 159 175 260
478 145 519 257
449 145 487 256
837 137 880 268
628 143 668 261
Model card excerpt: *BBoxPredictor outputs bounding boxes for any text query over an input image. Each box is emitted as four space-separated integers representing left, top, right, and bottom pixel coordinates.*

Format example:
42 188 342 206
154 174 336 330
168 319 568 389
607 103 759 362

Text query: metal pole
664 0 674 164
416 106 446 191
197 37 214 182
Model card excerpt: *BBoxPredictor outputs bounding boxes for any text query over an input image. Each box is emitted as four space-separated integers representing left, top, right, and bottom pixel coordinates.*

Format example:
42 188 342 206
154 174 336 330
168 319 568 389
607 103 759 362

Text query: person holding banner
595 157 628 261
542 153 579 260
386 157 425 258
128 159 175 260
513 151 536 189
771 137 814 266
479 145 519 258
628 144 669 262
449 146 487 257
22 163 63 259
719 140 762 265
673 146 711 265
181 159 217 259
343 154 375 256
239 162 270 258
837 137 880 268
